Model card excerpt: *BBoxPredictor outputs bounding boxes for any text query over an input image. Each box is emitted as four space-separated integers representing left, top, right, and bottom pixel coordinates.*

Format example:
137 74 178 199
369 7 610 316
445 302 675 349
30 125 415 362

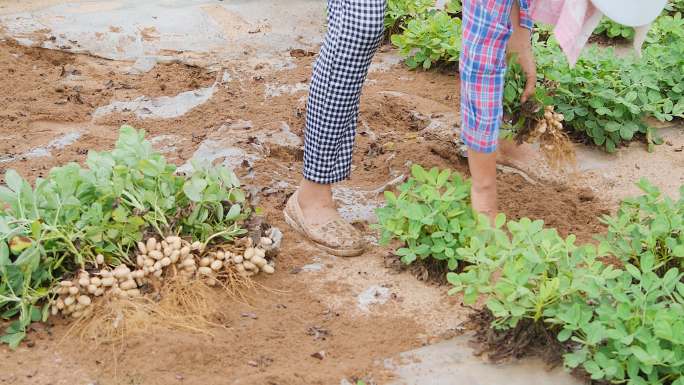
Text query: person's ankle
297 182 335 212
298 195 335 212
470 184 497 222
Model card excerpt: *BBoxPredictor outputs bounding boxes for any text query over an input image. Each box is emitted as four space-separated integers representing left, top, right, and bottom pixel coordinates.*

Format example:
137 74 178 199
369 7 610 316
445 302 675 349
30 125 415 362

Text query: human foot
497 139 540 169
496 138 560 182
283 185 366 257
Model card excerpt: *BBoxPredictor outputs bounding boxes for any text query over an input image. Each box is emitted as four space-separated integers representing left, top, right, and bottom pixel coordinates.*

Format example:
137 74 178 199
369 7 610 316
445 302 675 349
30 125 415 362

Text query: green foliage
444 0 461 16
448 217 606 329
593 18 635 40
639 13 684 125
445 179 684 385
0 126 246 348
384 0 434 33
555 265 684 384
599 179 684 274
535 40 657 152
390 10 462 70
666 0 684 14
375 165 477 271
592 1 682 41
531 14 684 151
556 180 684 384
375 164 684 383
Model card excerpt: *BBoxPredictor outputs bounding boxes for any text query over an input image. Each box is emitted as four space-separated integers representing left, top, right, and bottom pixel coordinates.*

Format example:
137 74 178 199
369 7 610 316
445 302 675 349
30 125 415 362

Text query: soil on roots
465 308 566 367
383 252 452 285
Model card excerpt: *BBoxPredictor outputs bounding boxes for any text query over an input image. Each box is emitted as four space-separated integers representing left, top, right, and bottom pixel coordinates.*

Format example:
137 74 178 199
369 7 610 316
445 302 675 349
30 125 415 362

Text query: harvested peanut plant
0 126 279 348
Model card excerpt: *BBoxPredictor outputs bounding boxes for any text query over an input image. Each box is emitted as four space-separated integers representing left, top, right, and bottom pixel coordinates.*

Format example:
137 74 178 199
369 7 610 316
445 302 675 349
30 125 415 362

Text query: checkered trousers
303 0 386 184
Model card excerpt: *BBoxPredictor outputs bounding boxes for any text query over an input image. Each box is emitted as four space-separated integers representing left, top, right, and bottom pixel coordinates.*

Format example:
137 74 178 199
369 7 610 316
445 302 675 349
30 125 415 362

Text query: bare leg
297 180 340 227
468 148 498 223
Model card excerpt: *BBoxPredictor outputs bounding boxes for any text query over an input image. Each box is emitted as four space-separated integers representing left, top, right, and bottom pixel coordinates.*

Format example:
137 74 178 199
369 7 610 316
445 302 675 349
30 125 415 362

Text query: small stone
247 360 258 367
241 312 257 319
311 351 326 360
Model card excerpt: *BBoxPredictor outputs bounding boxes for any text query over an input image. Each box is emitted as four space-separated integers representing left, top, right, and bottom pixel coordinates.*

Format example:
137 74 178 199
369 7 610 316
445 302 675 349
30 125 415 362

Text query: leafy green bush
639 13 684 123
384 0 434 35
555 264 684 384
375 165 684 383
0 126 246 347
375 165 477 271
535 40 659 152
390 10 462 69
666 0 684 14
556 180 684 384
444 0 461 16
448 216 608 329
593 18 635 40
592 1 682 41
598 179 684 279
539 17 684 151
445 179 684 385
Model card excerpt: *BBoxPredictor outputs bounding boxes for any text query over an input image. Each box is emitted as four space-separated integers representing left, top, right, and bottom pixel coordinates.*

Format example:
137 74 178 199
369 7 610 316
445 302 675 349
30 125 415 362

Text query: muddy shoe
283 191 367 257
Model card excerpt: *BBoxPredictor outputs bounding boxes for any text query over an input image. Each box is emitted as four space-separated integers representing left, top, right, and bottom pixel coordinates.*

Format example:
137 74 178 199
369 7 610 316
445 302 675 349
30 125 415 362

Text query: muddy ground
1 2 683 380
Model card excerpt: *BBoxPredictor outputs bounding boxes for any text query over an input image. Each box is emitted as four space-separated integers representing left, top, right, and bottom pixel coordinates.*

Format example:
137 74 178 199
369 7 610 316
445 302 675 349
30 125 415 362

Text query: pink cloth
531 0 603 66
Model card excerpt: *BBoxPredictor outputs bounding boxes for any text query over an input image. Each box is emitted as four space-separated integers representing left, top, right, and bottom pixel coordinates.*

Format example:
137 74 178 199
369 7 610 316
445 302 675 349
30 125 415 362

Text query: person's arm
507 1 536 102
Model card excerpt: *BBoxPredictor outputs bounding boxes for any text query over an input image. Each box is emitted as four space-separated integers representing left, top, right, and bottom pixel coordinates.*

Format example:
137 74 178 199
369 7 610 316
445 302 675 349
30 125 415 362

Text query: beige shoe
283 191 367 257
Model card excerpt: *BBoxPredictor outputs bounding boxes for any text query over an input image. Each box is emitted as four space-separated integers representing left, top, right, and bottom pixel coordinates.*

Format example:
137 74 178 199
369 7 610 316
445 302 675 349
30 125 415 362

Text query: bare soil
0 38 611 385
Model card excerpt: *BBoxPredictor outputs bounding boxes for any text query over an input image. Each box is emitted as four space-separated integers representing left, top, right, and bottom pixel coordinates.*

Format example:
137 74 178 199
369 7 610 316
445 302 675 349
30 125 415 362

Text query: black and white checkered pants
303 0 386 184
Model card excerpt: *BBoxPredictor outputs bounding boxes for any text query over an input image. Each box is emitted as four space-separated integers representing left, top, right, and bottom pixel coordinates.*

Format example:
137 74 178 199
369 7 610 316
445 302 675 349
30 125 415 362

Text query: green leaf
640 253 655 272
436 169 450 187
411 164 427 182
0 331 26 349
564 350 587 368
384 191 398 205
620 124 635 140
673 244 684 257
494 213 506 229
584 360 605 380
3 169 24 193
630 346 654 365
625 264 641 279
0 242 9 266
225 204 241 221
30 306 42 322
183 177 208 202
558 328 573 342
486 299 508 317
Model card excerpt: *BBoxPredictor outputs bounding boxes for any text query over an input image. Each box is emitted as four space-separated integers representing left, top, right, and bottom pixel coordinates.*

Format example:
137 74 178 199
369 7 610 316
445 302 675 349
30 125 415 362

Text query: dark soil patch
465 308 566 366
383 252 452 285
